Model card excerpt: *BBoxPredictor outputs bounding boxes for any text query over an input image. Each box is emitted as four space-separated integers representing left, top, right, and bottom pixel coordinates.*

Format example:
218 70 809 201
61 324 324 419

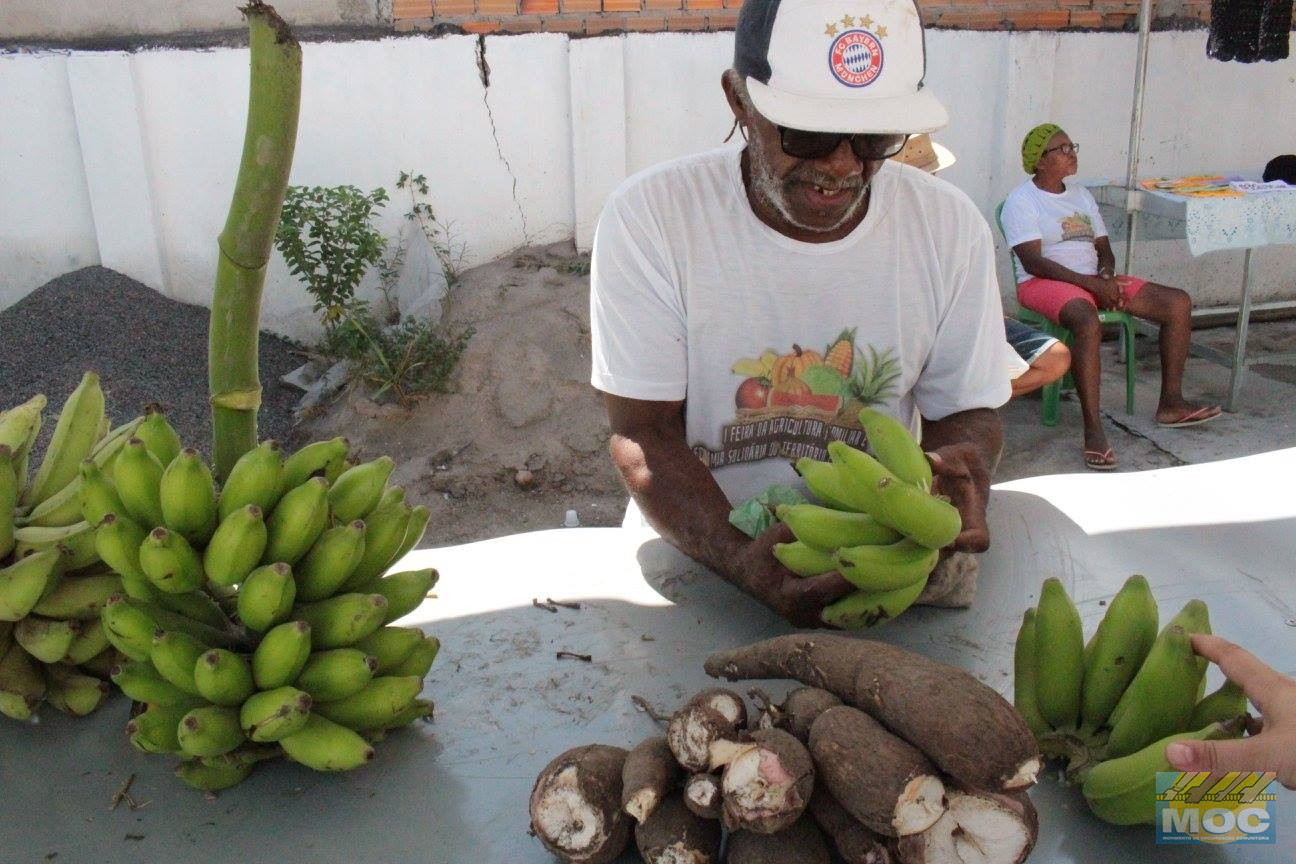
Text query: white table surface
3 450 1295 863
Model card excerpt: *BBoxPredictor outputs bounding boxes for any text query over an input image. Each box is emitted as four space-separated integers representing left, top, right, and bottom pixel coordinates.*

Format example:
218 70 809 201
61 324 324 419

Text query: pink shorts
1017 275 1148 324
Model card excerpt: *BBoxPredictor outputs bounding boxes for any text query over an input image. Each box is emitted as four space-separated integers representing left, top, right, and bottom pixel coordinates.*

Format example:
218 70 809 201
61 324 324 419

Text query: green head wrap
1021 123 1062 174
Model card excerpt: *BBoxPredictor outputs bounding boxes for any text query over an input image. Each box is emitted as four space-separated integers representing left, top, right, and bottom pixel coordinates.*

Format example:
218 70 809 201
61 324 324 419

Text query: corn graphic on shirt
590 148 1009 505
1000 179 1109 284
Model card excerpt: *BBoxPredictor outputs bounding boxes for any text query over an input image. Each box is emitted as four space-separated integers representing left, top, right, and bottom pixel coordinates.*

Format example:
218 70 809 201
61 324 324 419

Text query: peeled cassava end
720 728 815 835
894 789 1038 864
684 773 723 820
529 744 631 864
725 816 831 864
668 689 746 772
623 735 683 823
634 793 723 864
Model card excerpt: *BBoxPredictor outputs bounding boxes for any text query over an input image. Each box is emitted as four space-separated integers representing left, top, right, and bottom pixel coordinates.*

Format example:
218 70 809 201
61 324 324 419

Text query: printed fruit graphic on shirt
731 331 900 420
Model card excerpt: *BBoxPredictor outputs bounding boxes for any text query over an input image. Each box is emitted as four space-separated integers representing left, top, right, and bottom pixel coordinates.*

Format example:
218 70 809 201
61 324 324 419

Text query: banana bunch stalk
778 408 961 628
1014 575 1251 824
1 374 142 721
93 428 438 792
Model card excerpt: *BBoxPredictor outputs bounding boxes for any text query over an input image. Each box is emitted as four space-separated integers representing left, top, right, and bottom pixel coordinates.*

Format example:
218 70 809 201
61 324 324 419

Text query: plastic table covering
3 449 1295 863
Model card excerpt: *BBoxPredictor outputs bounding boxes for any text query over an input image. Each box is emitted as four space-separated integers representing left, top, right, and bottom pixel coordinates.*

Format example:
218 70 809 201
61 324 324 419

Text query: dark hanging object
1207 0 1293 62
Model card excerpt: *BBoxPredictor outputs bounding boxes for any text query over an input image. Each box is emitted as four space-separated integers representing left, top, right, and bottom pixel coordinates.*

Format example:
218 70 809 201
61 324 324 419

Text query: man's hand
1164 634 1296 790
1085 275 1126 311
729 522 854 628
925 443 992 553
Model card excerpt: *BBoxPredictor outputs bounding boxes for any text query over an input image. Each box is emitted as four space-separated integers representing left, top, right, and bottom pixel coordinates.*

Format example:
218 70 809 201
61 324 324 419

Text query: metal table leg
1225 248 1254 412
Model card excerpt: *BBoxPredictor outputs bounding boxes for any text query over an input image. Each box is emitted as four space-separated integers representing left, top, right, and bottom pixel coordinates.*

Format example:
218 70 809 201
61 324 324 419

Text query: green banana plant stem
210 1 301 480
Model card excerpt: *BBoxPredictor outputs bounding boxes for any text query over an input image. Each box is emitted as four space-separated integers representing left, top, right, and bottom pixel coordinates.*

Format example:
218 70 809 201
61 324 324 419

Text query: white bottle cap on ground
564 509 580 528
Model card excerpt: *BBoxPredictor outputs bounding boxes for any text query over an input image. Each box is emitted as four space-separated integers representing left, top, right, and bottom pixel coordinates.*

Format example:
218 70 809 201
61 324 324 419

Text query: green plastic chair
995 201 1136 427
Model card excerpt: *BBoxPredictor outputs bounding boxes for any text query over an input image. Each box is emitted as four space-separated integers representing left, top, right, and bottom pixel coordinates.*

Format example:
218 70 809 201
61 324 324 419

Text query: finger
793 570 855 608
1191 634 1291 714
952 526 990 554
1166 736 1278 777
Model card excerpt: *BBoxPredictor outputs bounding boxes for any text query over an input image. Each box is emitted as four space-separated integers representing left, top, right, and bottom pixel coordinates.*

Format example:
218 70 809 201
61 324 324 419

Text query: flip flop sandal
1157 405 1222 428
1083 448 1117 471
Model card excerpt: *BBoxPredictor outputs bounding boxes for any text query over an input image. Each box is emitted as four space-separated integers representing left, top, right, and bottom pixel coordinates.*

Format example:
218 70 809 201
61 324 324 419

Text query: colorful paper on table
1140 175 1243 198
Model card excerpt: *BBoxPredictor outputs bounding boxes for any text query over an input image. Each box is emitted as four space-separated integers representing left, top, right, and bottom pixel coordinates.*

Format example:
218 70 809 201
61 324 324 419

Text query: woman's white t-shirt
1000 179 1109 284
590 146 1010 505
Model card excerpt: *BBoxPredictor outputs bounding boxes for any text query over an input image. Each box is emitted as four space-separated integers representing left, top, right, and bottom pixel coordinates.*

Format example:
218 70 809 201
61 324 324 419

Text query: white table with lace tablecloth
1090 182 1296 411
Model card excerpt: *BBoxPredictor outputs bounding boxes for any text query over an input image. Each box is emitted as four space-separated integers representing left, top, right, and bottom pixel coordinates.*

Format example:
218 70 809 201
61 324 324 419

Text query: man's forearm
610 425 749 581
1020 255 1097 290
922 408 1004 476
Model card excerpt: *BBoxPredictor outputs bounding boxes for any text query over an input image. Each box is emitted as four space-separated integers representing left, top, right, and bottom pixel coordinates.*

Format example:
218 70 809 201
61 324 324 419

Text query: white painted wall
3 0 386 40
2 29 1294 340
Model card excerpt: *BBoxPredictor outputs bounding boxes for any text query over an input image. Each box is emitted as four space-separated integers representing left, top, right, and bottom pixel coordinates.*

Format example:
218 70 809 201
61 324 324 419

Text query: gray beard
747 138 869 234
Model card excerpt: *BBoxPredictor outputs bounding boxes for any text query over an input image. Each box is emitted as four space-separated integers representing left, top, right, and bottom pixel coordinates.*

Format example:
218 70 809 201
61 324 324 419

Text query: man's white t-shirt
590 146 1010 505
1000 179 1109 284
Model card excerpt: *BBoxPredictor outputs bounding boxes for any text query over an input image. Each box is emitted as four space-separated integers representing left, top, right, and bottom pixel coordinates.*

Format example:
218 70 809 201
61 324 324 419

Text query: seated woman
1002 123 1221 470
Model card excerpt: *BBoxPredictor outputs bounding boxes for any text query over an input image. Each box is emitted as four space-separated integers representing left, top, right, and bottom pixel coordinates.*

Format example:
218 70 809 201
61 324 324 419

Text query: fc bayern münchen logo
829 30 884 87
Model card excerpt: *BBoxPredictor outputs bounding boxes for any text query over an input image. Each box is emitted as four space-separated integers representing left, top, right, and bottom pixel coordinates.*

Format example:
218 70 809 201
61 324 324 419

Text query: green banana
1189 680 1248 731
870 476 962 550
391 504 430 563
153 589 232 630
0 642 46 719
295 648 377 701
341 500 412 590
825 441 892 514
1079 574 1159 735
240 685 313 742
174 758 253 792
1033 577 1085 732
127 704 188 754
353 626 424 674
177 705 245 758
0 548 63 621
1105 622 1203 759
831 538 939 592
16 469 84 528
772 541 837 577
793 457 863 512
295 521 367 602
387 635 440 679
193 649 256 707
328 456 395 524
262 476 329 565
114 437 165 528
159 448 218 545
858 407 932 490
203 504 268 587
819 573 929 629
94 513 148 580
1082 719 1242 825
78 460 128 527
381 697 434 730
134 405 182 468
775 503 902 553
0 394 46 461
13 616 82 663
65 619 111 665
109 660 201 708
44 664 110 716
1013 607 1052 738
295 593 388 649
378 485 405 510
280 437 349 494
22 371 104 508
13 520 98 570
87 415 146 474
251 620 312 689
218 439 284 521
77 647 119 679
371 568 438 624
280 713 374 771
31 573 121 620
1168 599 1213 683
101 594 160 661
0 445 16 558
236 563 296 632
115 595 242 649
139 527 205 594
314 675 423 730
150 630 209 696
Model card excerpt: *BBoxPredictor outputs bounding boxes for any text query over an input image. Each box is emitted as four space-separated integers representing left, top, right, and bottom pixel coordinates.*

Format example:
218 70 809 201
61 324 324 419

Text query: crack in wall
476 34 531 246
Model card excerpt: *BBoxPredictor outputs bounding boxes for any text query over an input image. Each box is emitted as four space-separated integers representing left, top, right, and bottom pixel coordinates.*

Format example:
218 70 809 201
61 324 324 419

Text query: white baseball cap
734 0 949 134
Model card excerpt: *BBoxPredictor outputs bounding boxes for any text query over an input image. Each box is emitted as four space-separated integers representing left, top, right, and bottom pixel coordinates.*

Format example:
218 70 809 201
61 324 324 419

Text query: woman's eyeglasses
777 127 910 161
1041 142 1080 157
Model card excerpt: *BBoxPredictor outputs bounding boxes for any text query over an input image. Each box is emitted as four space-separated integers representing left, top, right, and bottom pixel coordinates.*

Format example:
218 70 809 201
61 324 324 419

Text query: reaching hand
1164 634 1296 790
732 522 854 628
1087 275 1126 311
925 444 992 553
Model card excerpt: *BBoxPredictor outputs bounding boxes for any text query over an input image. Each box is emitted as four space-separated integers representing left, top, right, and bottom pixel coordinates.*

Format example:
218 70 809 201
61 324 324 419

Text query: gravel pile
0 266 304 458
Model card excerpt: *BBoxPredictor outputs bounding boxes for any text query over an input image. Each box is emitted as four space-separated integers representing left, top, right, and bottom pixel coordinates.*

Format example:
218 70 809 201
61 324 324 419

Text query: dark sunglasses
777 127 910 161
1040 141 1079 157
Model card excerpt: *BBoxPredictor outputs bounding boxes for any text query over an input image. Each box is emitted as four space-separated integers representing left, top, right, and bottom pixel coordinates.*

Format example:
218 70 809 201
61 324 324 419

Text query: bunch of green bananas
1 373 137 720
775 408 962 629
1013 575 1249 824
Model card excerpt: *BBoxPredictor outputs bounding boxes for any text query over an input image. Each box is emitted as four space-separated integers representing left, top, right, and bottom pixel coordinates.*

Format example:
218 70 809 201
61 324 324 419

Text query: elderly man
590 0 1010 626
